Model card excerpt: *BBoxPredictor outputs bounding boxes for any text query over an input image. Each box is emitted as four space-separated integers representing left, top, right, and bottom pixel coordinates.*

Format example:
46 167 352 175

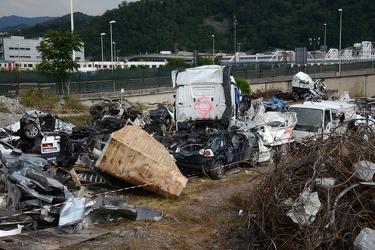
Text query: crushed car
276 71 337 101
172 129 259 180
3 110 75 157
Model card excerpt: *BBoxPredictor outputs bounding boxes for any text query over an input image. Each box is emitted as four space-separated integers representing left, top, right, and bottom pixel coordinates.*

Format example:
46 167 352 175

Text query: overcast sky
0 0 139 18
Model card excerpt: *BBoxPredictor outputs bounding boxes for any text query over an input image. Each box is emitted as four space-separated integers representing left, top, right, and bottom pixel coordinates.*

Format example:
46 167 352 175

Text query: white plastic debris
238 210 244 217
352 160 375 181
0 224 23 237
286 188 321 226
315 178 336 188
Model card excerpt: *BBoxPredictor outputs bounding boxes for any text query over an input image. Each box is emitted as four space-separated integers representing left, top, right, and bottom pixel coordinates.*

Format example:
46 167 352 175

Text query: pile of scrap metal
275 71 338 101
88 98 174 137
88 98 142 123
243 132 375 249
0 110 75 155
0 119 187 237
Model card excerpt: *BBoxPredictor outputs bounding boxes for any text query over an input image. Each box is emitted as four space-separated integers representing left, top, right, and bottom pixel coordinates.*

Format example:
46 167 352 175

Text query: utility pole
233 16 237 63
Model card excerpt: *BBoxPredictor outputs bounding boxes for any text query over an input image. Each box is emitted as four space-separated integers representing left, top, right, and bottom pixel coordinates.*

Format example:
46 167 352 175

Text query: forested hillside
9 0 375 60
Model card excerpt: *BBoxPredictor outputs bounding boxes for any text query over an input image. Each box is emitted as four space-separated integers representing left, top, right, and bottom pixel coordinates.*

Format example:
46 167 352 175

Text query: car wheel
24 124 40 139
209 160 226 180
250 150 259 166
89 104 103 119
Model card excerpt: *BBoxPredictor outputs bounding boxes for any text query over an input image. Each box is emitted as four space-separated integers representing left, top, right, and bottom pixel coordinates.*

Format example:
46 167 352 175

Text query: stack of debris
0 123 187 238
245 131 375 249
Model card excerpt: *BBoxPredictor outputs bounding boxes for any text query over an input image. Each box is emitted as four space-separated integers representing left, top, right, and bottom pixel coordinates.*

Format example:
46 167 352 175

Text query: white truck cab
171 65 240 131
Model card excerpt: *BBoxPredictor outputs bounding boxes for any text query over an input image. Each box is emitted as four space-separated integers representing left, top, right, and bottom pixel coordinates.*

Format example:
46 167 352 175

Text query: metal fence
0 61 374 97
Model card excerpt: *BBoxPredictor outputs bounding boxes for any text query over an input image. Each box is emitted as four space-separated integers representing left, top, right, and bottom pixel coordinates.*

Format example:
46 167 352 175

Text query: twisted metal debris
246 128 375 249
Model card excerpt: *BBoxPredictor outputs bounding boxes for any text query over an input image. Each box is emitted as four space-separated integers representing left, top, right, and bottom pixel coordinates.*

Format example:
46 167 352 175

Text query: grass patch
19 88 60 109
62 94 90 113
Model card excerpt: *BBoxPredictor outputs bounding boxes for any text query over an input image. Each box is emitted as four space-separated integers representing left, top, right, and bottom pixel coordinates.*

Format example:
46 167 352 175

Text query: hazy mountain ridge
0 15 58 31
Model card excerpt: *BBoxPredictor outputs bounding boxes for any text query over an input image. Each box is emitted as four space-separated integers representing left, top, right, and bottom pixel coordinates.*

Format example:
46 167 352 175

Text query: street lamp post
113 42 116 68
323 23 327 64
338 8 343 75
309 37 320 78
109 20 116 71
212 35 215 65
16 43 20 69
233 16 237 63
100 33 105 70
70 0 75 62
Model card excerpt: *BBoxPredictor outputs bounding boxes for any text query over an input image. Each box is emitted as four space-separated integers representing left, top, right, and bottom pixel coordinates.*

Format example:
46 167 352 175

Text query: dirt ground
55 165 273 250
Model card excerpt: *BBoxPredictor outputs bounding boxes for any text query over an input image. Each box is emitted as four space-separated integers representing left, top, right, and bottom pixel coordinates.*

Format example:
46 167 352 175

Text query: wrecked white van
171 65 240 132
288 100 357 140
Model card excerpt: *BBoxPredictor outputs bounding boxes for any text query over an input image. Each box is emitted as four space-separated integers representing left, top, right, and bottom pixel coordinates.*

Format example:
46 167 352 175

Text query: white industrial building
0 35 85 70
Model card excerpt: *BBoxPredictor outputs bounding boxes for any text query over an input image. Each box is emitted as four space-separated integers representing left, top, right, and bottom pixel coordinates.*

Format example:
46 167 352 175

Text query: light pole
70 0 75 61
109 20 116 71
338 8 343 75
309 37 320 78
16 43 20 69
113 42 116 68
233 16 237 63
323 23 327 64
100 33 105 70
212 35 215 65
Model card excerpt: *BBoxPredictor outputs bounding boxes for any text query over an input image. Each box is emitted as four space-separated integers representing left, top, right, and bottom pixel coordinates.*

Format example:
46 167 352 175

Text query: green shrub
235 77 251 94
19 88 60 109
63 94 89 113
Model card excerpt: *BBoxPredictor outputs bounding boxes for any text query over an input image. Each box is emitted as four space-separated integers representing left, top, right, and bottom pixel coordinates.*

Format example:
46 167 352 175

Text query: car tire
24 124 40 139
250 151 259 165
209 160 226 180
89 104 103 119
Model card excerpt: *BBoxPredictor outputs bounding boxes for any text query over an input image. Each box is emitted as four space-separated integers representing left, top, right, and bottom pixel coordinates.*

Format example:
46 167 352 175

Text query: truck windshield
289 107 322 131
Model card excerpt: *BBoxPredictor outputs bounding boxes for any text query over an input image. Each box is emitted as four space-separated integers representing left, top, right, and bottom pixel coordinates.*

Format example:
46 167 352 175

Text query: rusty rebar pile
246 131 375 249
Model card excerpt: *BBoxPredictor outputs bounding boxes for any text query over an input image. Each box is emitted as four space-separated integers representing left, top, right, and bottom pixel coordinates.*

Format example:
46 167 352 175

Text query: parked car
172 129 259 180
0 140 49 167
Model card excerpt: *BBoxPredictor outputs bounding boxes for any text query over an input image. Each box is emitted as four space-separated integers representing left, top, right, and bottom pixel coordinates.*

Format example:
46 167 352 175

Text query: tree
36 30 83 94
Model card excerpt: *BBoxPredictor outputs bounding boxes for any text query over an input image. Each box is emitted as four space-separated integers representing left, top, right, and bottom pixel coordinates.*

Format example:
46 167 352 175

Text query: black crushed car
172 130 259 180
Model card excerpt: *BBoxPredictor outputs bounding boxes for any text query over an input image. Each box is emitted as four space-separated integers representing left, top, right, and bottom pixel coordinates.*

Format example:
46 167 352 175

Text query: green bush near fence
20 88 60 109
62 94 89 113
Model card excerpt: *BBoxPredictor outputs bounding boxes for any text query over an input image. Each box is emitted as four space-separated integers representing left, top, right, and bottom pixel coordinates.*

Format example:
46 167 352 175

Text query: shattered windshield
289 107 322 131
